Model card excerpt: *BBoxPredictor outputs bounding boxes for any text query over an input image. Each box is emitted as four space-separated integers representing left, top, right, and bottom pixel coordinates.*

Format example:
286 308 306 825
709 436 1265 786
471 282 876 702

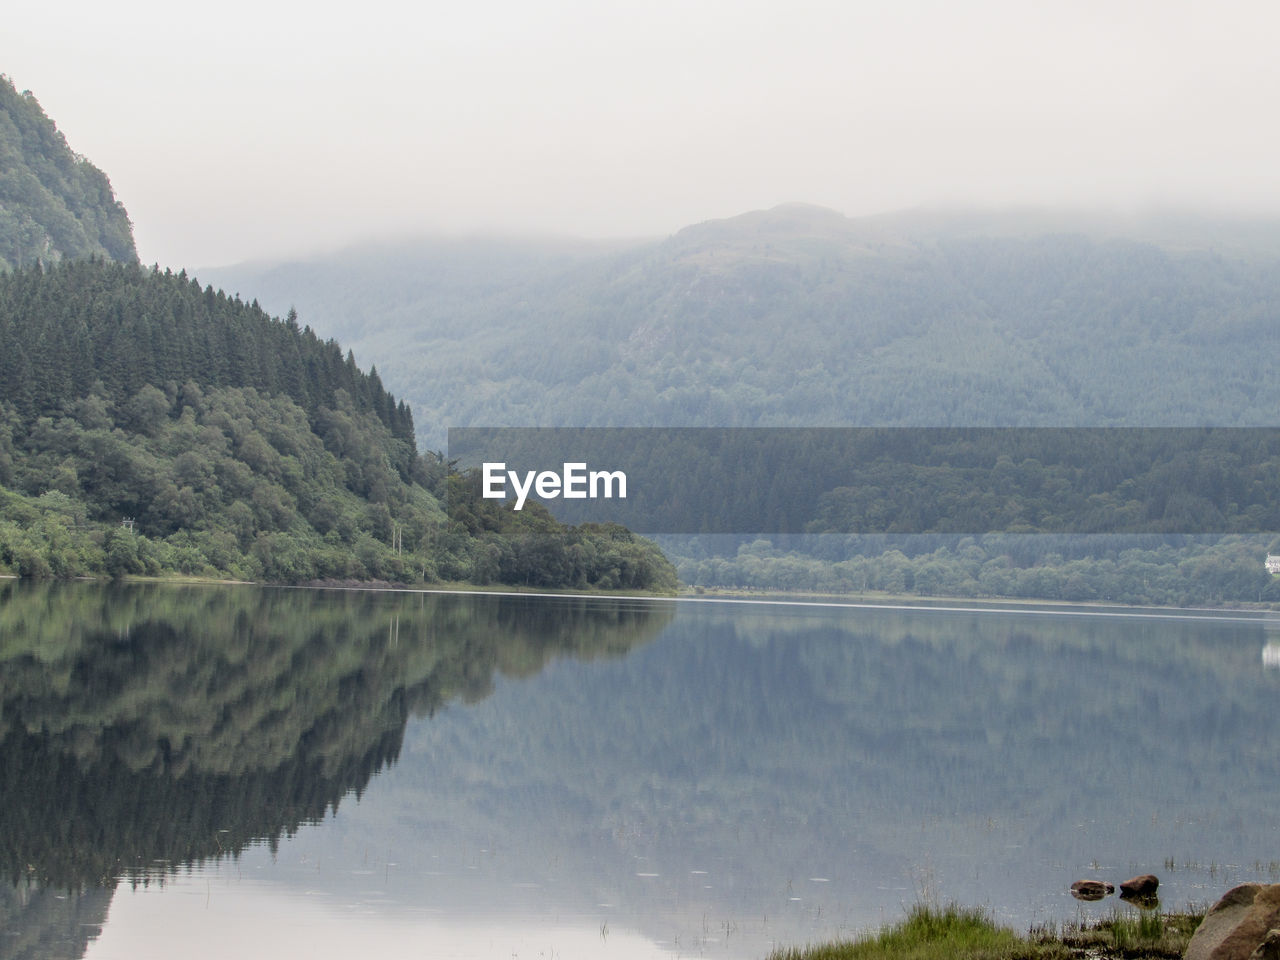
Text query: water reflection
331 599 1280 954
4 584 1280 959
0 881 112 960
0 582 671 959
1263 640 1280 668
86 877 673 960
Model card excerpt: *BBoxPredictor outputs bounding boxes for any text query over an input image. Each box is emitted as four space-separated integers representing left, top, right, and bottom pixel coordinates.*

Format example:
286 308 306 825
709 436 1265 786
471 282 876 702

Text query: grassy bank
767 903 1204 960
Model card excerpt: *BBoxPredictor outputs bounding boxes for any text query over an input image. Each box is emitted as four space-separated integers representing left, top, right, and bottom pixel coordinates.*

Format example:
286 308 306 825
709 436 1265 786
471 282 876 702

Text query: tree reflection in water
0 581 671 959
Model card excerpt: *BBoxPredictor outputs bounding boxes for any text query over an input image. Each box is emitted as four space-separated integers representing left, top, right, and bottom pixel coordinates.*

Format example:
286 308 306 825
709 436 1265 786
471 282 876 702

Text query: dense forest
0 81 675 590
0 260 675 590
210 203 1280 449
0 75 136 270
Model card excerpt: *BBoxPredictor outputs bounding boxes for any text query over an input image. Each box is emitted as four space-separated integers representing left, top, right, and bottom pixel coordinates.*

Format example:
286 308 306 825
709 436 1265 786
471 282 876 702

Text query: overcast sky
6 0 1280 268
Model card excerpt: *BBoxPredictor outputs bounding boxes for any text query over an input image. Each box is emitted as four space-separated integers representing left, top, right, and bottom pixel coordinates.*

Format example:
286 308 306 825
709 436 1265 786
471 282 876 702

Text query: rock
1185 884 1280 960
1070 879 1114 900
1253 928 1280 960
1119 874 1159 899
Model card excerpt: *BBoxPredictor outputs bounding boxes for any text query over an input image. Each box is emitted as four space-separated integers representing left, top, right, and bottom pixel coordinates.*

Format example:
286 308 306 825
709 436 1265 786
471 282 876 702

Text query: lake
2 581 1278 959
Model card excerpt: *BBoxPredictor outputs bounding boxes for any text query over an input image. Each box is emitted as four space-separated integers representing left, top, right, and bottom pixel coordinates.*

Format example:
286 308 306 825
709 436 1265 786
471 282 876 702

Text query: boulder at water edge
1185 884 1280 960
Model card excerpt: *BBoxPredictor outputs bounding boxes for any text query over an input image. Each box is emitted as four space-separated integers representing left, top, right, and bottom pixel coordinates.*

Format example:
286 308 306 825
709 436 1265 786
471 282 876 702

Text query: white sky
5 0 1280 267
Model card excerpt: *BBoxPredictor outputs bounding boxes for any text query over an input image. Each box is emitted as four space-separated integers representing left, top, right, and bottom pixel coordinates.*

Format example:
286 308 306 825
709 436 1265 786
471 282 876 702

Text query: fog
5 0 1279 267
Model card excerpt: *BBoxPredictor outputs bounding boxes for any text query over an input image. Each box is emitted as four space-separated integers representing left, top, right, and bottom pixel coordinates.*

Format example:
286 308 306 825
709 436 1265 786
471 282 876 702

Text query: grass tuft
767 902 1205 960
1056 906 1203 958
765 903 1070 960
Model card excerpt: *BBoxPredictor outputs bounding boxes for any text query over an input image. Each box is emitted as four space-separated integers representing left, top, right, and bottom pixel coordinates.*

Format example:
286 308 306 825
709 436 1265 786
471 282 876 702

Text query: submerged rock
1070 879 1114 900
1185 884 1280 960
1119 874 1159 899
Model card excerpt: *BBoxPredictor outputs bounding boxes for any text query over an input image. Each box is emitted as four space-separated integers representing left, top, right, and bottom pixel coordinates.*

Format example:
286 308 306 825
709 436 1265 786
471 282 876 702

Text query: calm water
2 581 1279 959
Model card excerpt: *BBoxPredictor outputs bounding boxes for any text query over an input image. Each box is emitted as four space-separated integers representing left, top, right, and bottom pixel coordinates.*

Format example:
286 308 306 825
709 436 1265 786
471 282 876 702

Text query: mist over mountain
0 75 136 270
205 204 1280 450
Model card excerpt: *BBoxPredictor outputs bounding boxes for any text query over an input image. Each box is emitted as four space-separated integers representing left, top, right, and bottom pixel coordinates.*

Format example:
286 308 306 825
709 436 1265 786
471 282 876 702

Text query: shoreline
766 901 1206 960
287 580 1280 621
9 574 1280 620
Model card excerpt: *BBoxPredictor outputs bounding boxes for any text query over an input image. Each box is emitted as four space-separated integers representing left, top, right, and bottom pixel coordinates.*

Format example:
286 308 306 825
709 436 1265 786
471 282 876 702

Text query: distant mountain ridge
205 203 1280 449
0 75 136 270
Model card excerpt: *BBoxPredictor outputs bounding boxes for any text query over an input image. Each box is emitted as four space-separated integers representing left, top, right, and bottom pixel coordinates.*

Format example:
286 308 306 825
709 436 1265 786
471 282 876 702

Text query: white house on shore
1267 555 1280 575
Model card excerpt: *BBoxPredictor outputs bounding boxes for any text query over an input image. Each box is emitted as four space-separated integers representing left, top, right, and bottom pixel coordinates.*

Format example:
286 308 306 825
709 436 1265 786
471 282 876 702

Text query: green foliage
0 380 434 582
0 260 676 589
1049 907 1201 959
0 259 415 449
0 75 136 270
766 902 1200 960
442 469 677 591
766 903 1065 960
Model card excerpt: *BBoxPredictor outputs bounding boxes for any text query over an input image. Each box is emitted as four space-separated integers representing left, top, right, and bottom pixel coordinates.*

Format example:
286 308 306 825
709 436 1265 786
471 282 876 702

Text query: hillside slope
0 260 675 590
206 204 1280 449
0 76 136 270
0 80 674 590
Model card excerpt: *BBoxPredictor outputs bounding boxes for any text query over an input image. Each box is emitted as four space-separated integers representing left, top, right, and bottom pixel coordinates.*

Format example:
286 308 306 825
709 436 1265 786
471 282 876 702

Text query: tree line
670 533 1280 606
0 260 677 591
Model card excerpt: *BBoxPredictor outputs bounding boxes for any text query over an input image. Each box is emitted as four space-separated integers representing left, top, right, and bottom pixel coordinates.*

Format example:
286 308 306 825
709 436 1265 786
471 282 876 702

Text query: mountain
0 75 136 270
0 82 674 590
204 204 1280 451
201 205 1280 604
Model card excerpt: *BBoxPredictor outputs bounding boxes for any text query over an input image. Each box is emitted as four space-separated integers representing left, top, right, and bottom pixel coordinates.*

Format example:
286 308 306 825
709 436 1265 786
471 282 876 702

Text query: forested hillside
0 76 136 270
0 260 676 590
0 79 674 590
209 203 1280 450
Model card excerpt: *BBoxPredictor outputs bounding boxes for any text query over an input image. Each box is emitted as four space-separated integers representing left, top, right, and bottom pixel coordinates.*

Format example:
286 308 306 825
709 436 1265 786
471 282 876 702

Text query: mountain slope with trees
207 203 1280 450
0 75 136 270
0 78 674 590
0 260 676 590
